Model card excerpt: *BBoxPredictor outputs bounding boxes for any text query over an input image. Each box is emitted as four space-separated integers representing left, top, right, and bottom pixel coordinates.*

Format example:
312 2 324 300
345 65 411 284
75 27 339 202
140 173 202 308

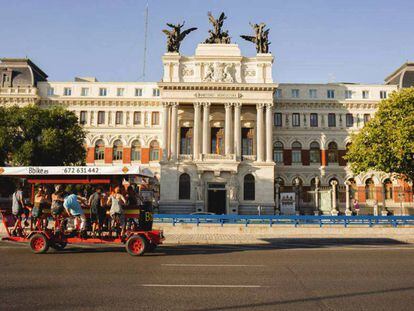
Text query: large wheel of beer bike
29 233 49 254
126 235 147 256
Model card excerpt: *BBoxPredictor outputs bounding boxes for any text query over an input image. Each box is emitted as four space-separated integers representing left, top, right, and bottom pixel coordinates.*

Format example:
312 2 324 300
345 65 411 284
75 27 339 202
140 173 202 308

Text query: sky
1 0 414 84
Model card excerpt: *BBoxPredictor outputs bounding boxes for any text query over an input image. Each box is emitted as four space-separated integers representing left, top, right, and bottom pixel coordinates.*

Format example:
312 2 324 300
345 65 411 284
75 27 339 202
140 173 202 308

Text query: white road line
140 284 262 288
161 264 265 267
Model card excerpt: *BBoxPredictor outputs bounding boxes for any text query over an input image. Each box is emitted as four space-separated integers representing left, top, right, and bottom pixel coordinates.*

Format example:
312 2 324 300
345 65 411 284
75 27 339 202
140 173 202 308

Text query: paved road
1 238 414 310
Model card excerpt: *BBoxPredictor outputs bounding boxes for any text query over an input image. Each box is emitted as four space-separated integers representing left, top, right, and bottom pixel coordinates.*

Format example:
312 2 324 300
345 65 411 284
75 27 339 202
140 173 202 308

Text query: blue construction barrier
153 214 414 228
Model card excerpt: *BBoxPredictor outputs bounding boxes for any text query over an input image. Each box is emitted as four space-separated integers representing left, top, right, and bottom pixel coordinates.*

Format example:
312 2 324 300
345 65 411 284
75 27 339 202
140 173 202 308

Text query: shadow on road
46 237 410 256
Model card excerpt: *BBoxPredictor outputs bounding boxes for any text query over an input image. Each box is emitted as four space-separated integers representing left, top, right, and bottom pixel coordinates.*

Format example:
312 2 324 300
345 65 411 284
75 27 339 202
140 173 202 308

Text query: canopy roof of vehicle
0 166 154 178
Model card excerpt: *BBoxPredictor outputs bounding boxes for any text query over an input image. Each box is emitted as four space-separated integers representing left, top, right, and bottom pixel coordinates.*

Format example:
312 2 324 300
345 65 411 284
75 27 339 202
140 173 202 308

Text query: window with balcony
273 113 282 127
291 141 302 164
133 111 141 125
81 88 89 96
346 113 354 127
273 141 283 163
292 113 300 127
310 113 318 127
328 113 336 127
99 88 107 96
79 111 87 125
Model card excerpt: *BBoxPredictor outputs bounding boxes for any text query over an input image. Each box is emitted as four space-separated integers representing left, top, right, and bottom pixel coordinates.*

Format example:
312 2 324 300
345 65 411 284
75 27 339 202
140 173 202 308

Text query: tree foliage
0 105 86 166
345 87 414 181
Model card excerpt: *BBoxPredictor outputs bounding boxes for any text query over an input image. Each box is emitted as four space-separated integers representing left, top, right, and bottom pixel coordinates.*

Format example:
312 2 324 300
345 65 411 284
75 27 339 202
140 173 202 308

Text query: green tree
345 87 414 181
0 105 86 166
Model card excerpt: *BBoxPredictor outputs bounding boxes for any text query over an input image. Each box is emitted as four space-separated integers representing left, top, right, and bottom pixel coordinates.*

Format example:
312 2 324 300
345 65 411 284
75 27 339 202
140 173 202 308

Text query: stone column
234 103 242 160
265 103 273 162
224 103 233 155
193 102 201 160
314 176 320 215
256 103 265 162
345 181 352 216
161 102 170 161
331 180 339 215
202 102 211 155
275 182 280 215
170 102 178 160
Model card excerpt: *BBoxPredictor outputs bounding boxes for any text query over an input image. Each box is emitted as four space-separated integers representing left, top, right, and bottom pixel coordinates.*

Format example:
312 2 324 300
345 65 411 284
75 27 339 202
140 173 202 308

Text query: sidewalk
2 223 414 245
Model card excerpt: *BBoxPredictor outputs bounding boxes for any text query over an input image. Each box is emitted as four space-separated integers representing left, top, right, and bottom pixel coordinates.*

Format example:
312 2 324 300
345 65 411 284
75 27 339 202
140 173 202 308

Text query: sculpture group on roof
162 11 271 54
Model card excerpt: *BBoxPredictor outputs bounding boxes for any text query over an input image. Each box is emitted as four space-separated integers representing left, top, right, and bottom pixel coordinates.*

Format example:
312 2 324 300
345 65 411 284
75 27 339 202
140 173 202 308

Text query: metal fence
153 214 414 228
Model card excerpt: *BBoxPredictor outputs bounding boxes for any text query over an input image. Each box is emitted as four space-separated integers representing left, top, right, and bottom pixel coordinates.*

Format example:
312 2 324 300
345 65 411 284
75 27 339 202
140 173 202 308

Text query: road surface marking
161 264 265 267
140 284 262 288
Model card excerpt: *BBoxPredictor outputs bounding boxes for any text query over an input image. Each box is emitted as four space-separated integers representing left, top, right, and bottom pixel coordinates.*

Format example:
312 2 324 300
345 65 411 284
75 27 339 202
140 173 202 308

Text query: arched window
292 141 302 164
178 173 191 200
131 140 141 161
149 140 160 161
94 139 105 160
327 142 338 164
310 141 321 164
112 140 123 160
273 141 283 163
244 174 255 201
384 179 393 200
365 178 375 200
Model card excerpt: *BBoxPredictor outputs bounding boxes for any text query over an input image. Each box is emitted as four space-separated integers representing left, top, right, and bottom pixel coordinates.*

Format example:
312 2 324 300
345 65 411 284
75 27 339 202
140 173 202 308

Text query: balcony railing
242 155 256 161
178 154 193 161
201 153 236 161
0 87 38 95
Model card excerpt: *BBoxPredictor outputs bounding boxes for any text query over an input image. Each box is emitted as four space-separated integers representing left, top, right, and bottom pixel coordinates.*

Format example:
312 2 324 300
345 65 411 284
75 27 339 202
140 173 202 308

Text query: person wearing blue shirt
64 191 87 238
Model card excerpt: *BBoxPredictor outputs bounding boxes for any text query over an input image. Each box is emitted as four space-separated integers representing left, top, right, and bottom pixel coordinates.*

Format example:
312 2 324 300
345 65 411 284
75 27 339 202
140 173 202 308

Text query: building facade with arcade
1 45 413 215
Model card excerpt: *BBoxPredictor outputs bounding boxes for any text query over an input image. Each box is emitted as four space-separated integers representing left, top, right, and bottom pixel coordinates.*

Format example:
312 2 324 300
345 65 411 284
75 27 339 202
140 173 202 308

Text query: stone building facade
0 46 413 215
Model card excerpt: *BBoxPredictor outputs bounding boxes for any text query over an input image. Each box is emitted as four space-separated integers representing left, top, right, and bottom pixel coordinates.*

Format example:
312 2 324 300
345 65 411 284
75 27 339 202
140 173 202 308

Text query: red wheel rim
130 238 143 254
32 237 45 251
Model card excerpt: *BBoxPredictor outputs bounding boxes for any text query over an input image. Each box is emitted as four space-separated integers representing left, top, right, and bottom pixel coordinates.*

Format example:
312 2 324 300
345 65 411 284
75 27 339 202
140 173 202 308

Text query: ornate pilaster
193 102 202 160
233 102 242 160
170 102 178 160
256 103 265 162
161 102 170 161
202 102 211 155
345 181 352 216
224 102 233 155
265 103 274 162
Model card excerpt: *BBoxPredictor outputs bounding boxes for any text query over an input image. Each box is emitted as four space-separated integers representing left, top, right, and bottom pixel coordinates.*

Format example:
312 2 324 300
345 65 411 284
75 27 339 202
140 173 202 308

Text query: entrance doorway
207 183 226 214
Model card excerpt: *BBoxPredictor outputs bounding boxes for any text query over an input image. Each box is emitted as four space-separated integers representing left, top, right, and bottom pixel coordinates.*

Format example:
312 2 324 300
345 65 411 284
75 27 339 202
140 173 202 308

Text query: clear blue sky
1 0 413 84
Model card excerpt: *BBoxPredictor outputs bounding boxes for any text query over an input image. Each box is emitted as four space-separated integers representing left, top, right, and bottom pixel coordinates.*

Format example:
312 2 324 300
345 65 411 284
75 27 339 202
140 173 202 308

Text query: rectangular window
346 113 354 127
275 89 282 98
273 113 282 127
47 87 54 96
309 89 317 98
328 113 336 127
310 113 318 127
79 111 87 125
241 128 254 156
97 111 105 125
63 87 72 96
345 90 353 99
135 88 143 97
133 111 141 125
151 112 160 125
117 88 124 96
152 88 160 97
292 113 300 127
327 89 335 99
180 127 193 155
81 88 89 96
363 113 371 124
291 89 300 98
362 90 369 99
99 88 107 96
115 111 123 125
380 90 387 99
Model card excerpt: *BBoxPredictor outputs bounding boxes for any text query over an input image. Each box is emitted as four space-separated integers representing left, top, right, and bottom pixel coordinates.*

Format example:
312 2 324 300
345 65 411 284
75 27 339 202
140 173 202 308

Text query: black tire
126 235 147 256
50 242 67 251
29 233 49 254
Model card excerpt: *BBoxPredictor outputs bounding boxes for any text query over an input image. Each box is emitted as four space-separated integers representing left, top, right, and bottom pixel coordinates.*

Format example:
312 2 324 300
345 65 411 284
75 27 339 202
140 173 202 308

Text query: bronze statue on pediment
204 12 231 44
162 22 197 53
240 22 271 53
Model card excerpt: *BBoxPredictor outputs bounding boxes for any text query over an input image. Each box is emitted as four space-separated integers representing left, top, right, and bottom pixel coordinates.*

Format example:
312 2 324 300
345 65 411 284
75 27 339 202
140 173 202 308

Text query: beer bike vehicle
0 166 164 256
